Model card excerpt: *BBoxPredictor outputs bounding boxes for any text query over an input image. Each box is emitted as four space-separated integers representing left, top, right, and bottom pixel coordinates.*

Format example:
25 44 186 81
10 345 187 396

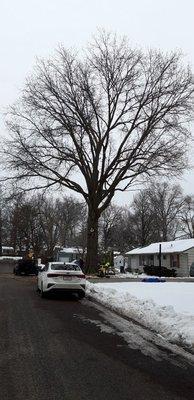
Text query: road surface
0 274 194 400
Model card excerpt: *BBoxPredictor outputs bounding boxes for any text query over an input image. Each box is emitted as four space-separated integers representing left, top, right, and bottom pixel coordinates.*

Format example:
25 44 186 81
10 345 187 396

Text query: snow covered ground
112 272 148 279
86 281 194 348
0 256 22 260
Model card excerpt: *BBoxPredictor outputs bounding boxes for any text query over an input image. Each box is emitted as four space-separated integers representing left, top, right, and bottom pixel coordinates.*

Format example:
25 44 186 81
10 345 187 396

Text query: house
114 254 129 270
54 247 83 263
126 239 194 277
114 254 124 270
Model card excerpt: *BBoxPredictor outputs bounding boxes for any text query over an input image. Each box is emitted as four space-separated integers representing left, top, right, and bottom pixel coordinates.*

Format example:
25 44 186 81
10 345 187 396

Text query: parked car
13 259 38 276
37 262 86 299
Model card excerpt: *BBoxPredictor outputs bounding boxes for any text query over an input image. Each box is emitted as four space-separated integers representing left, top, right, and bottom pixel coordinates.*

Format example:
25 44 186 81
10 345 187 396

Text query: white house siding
153 254 171 268
129 252 190 276
178 253 189 277
165 254 171 268
130 255 139 271
154 253 189 277
187 247 194 269
114 255 125 269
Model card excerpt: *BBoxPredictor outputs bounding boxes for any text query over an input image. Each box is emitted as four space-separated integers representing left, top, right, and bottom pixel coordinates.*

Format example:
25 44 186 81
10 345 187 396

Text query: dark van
13 259 38 276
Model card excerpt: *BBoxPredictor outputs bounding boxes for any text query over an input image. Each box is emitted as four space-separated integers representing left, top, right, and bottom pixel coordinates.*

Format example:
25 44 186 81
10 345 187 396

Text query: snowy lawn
86 281 194 347
0 256 22 260
113 272 149 279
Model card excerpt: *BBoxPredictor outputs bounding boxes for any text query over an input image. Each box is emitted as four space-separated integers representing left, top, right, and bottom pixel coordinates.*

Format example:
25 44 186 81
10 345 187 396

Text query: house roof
126 239 194 255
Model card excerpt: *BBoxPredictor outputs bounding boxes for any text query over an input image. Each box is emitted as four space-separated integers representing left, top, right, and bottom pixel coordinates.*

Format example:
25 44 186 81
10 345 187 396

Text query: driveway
0 274 194 400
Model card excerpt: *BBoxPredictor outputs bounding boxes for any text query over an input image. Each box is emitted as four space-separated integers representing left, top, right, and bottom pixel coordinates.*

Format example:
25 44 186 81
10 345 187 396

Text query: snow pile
86 282 194 347
113 272 148 279
0 256 22 260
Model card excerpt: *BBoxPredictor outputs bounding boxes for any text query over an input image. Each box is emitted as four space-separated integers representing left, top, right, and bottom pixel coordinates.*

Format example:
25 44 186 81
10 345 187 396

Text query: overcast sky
1 0 194 204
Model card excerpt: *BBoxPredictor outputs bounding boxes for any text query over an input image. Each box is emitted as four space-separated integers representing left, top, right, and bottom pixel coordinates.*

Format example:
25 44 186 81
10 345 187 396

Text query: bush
143 265 176 277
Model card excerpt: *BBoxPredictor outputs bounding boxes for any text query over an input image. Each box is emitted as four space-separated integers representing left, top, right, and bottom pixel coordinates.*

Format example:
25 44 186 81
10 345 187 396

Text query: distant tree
9 195 44 256
35 197 59 257
55 196 87 247
99 204 124 252
0 186 4 255
3 32 194 272
179 195 194 238
107 208 136 253
0 187 14 250
148 182 183 241
4 193 87 258
130 182 183 245
130 190 154 246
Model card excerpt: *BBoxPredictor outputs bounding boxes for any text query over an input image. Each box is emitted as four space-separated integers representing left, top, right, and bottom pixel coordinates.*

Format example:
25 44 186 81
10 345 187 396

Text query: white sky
0 0 194 205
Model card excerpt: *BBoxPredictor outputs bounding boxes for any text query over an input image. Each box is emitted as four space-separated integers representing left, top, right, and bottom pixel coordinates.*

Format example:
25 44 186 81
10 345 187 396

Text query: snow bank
0 256 22 260
112 272 148 279
86 282 194 347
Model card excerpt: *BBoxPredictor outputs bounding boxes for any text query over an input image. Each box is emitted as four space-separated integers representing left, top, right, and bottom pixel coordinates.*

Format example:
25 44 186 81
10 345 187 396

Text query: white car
37 262 86 299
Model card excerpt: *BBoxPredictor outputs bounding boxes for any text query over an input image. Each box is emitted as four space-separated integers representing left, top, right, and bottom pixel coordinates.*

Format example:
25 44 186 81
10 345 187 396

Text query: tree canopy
2 32 194 271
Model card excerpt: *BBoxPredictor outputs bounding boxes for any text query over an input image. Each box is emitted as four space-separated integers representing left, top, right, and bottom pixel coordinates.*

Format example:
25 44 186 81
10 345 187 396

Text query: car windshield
50 263 81 271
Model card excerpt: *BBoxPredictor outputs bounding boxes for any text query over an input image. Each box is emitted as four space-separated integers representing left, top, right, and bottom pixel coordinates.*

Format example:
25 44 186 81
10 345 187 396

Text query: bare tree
130 182 183 245
55 196 86 247
8 195 44 256
6 193 87 258
100 206 136 253
147 182 183 241
179 195 194 238
3 32 194 272
130 189 154 246
99 204 123 252
0 186 12 251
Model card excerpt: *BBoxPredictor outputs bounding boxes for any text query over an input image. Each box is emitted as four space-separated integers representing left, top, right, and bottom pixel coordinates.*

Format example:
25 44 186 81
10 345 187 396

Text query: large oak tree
3 32 194 272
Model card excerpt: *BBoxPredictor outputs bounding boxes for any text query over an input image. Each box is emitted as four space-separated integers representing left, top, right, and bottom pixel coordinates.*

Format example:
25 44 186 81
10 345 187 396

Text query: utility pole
158 243 162 277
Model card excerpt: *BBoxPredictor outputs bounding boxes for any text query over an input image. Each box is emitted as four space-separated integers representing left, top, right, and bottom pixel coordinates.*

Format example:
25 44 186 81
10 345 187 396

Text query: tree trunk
85 207 99 274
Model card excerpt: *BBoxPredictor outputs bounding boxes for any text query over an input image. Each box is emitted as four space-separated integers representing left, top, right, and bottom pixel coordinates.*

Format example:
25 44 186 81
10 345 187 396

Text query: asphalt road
1 275 194 400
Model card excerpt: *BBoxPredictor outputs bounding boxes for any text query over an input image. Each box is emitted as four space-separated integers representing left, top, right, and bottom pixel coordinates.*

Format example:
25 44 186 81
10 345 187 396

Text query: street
1 274 194 400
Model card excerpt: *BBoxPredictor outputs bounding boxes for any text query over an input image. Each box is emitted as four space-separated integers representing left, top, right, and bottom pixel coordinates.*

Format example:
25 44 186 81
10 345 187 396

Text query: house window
147 254 154 266
139 255 144 265
170 254 179 268
157 254 166 260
